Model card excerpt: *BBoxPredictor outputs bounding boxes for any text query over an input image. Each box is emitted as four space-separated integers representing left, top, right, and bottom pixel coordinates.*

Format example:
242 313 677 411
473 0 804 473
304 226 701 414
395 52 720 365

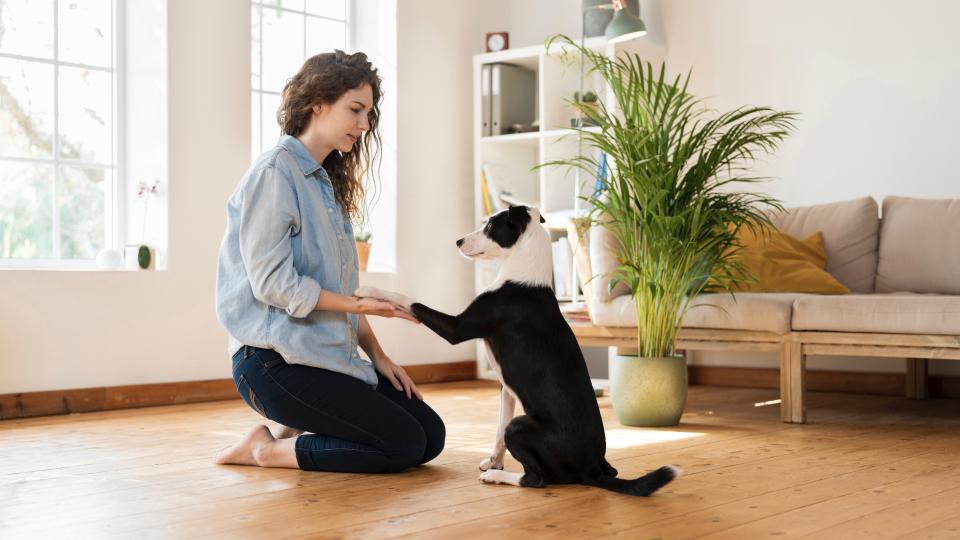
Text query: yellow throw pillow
724 227 849 294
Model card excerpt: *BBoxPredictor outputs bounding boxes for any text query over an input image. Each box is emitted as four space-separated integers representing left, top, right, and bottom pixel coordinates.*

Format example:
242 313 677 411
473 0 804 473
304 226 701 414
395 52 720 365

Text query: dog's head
456 205 546 261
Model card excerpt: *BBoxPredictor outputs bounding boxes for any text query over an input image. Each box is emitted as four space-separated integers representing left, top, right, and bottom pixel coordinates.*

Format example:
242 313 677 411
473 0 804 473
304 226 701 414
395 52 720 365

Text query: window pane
261 92 281 153
261 7 304 92
59 166 105 259
58 66 112 163
251 3 261 90
0 160 54 258
0 58 55 158
306 16 345 55
260 0 305 11
305 0 345 20
251 91 261 157
0 0 55 59
58 0 112 68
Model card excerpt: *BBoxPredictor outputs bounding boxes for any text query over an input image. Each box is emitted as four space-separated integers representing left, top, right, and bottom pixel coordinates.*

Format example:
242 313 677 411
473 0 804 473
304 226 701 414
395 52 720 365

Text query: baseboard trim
8 363 954 421
0 360 478 420
689 365 960 399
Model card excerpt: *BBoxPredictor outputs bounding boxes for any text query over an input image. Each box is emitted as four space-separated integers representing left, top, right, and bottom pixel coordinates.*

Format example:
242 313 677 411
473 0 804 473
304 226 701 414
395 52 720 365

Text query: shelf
474 36 607 68
480 126 602 147
480 131 541 146
542 126 602 139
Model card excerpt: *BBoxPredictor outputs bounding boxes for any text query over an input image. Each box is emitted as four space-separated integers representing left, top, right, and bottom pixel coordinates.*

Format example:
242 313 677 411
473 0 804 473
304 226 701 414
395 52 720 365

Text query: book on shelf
479 167 495 215
552 236 573 299
593 151 608 198
482 163 504 212
482 163 535 212
499 191 535 208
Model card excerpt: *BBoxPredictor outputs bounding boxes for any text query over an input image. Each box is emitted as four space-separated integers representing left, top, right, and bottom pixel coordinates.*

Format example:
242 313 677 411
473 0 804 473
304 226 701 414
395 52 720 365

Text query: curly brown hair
277 50 382 225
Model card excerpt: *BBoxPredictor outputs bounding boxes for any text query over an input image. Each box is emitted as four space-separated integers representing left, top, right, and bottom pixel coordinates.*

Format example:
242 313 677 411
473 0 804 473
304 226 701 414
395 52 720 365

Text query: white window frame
251 0 352 158
0 0 123 269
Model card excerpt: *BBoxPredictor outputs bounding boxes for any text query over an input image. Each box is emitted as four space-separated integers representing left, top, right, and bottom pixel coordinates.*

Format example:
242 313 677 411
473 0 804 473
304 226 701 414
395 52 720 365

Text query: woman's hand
373 354 423 400
356 297 419 323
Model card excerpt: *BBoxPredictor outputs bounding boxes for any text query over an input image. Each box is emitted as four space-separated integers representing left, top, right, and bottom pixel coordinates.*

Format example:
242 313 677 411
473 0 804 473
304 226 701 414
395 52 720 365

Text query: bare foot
215 425 275 466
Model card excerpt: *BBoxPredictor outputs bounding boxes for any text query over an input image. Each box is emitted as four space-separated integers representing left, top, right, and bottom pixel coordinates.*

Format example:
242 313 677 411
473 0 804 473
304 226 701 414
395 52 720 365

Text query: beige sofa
573 196 960 423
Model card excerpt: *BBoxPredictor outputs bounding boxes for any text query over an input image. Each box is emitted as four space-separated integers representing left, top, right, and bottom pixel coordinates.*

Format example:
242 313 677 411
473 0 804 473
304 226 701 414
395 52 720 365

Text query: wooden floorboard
3 380 960 539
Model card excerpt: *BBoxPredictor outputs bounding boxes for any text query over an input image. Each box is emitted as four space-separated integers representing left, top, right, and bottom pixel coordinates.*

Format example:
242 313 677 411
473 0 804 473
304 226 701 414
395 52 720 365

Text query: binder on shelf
489 63 536 136
481 64 492 137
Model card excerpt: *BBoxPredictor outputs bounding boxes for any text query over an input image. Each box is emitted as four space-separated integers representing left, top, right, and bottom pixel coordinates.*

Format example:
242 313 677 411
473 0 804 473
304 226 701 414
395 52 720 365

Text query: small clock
485 32 509 53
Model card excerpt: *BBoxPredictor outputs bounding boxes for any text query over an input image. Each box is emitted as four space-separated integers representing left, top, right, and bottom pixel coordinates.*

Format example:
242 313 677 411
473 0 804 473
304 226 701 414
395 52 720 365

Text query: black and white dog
355 205 678 496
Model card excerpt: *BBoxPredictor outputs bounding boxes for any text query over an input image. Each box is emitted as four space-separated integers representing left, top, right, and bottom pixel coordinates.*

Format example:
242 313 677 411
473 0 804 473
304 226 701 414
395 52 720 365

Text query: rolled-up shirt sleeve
238 165 322 318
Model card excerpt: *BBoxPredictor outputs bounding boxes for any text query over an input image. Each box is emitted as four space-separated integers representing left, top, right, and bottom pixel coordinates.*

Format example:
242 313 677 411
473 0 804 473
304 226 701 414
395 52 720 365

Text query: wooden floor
4 382 960 540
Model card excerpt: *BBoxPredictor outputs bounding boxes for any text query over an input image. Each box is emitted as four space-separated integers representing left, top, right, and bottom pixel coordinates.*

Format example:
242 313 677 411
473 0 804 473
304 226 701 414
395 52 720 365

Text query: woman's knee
419 412 446 465
382 426 428 473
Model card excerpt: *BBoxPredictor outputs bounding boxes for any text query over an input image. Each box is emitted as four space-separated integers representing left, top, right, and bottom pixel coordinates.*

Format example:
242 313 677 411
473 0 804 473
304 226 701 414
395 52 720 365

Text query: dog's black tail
583 465 681 497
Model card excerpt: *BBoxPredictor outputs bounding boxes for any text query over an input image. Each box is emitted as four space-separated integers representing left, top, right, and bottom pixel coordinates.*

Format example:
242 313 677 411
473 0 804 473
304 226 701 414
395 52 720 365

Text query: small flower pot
355 241 371 272
124 245 156 270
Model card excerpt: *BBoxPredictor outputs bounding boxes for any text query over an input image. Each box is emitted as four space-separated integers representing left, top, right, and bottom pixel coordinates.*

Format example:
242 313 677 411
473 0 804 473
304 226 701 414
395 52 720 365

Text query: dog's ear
507 205 530 228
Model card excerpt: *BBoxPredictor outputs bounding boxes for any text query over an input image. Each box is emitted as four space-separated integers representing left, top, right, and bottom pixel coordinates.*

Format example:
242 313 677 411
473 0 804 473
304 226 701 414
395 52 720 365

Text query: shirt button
328 207 334 212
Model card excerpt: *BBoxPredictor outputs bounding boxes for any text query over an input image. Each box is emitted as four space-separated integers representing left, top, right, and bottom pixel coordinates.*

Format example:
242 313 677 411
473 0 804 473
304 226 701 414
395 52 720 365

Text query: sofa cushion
875 196 960 294
718 229 849 294
792 293 960 335
589 292 805 334
767 197 880 294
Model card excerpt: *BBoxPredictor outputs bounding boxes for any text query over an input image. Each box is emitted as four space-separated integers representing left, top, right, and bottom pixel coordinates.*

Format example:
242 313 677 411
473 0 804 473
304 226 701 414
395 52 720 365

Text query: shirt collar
278 135 323 176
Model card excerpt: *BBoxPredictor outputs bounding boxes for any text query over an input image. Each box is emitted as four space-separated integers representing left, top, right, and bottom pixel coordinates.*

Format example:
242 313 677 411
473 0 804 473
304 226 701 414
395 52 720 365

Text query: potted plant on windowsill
125 180 160 270
355 231 372 272
544 34 798 427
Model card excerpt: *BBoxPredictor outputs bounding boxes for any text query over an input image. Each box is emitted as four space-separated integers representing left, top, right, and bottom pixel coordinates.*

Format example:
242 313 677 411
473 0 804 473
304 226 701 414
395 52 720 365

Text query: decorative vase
355 241 371 272
124 245 156 270
95 248 124 270
609 352 687 427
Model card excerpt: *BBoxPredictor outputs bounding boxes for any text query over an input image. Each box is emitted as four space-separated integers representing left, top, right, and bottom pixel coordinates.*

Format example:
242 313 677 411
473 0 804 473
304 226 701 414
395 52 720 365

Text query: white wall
497 0 960 377
5 0 959 394
0 0 500 394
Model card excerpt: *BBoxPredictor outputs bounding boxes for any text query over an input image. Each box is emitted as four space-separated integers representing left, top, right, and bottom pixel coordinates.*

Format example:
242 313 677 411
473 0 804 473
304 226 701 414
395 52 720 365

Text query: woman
214 51 444 473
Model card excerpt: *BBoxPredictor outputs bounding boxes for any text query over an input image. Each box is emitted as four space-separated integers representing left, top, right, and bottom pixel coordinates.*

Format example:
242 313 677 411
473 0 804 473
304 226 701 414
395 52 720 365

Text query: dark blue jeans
231 345 445 473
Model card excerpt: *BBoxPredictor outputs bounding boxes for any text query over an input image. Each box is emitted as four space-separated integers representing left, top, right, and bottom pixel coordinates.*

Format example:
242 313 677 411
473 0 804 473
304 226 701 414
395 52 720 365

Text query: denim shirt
215 135 377 386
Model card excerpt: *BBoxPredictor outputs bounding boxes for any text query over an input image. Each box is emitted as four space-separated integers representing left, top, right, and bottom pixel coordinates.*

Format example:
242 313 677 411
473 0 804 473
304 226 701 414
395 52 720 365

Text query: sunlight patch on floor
603 428 704 449
754 399 781 408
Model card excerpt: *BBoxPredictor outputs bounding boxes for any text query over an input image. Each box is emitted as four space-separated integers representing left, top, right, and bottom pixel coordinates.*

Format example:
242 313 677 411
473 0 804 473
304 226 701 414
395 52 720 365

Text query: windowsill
360 269 396 276
0 267 166 272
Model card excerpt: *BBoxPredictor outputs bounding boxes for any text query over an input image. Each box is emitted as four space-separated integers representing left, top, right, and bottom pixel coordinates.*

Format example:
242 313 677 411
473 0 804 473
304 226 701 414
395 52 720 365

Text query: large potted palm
544 35 798 426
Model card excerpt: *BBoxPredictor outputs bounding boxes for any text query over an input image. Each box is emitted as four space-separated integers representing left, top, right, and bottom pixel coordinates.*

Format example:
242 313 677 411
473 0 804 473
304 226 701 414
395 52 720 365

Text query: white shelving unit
472 36 665 379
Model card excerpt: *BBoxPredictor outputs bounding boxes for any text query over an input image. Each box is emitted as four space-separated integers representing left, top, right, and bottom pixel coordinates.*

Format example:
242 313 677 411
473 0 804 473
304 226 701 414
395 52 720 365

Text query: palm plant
544 34 798 359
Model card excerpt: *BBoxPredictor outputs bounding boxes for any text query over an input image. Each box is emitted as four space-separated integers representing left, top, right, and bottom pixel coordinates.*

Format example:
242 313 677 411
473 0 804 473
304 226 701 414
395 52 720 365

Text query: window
0 0 119 267
250 0 397 273
251 0 349 158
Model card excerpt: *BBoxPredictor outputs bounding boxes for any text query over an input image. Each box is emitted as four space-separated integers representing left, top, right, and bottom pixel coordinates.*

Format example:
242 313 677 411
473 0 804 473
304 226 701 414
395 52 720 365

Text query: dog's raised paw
353 286 384 299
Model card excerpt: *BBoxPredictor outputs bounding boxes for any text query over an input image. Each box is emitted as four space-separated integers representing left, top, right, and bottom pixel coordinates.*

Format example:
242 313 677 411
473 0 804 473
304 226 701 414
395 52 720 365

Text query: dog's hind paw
479 457 504 471
479 469 522 486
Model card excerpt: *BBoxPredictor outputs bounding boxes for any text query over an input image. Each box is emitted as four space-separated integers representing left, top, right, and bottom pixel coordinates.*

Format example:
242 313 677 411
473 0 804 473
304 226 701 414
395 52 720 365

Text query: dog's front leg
480 387 516 471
